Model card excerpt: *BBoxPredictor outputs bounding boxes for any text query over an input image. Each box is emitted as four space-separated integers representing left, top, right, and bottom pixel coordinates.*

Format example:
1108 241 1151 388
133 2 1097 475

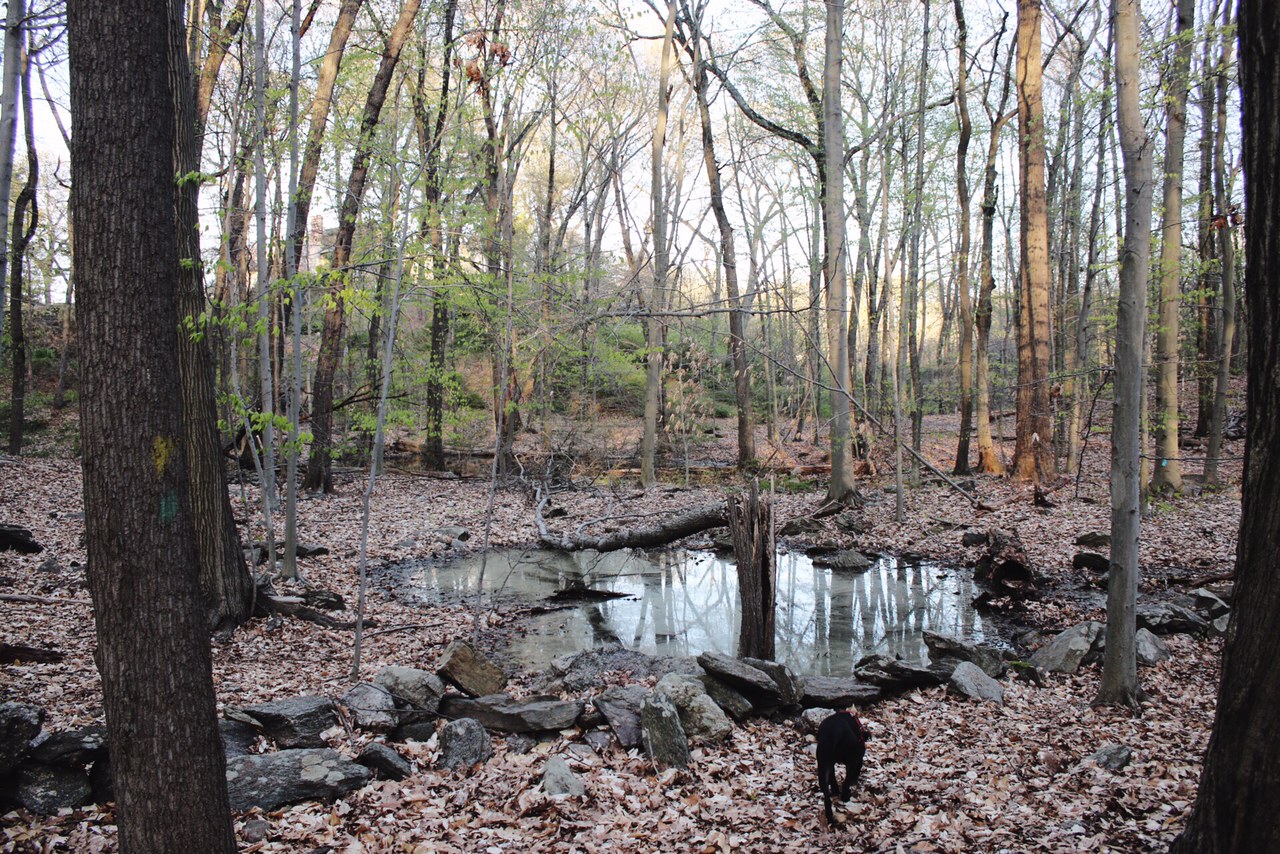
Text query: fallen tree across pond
535 490 728 551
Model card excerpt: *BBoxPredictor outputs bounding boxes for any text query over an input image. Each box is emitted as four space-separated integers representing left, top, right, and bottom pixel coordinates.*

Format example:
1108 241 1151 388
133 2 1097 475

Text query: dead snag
728 483 775 660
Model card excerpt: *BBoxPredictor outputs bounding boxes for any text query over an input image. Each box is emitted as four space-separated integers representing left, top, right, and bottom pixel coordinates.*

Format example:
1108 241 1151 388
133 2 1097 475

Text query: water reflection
396 549 986 677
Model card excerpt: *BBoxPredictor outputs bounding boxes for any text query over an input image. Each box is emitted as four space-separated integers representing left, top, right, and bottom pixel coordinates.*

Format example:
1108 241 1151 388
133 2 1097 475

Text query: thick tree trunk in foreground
1096 0 1151 709
1170 2 1280 848
728 484 775 661
69 0 236 847
952 0 974 476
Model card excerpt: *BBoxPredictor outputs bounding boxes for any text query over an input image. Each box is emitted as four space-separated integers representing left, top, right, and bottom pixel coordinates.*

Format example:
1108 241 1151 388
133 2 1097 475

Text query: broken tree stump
728 483 775 661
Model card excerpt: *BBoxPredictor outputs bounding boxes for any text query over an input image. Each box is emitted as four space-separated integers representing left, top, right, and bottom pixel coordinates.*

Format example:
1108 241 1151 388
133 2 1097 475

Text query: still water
391 549 987 677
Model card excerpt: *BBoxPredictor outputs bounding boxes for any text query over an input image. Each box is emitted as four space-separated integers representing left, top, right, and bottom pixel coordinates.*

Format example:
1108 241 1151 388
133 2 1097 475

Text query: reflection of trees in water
410 549 985 676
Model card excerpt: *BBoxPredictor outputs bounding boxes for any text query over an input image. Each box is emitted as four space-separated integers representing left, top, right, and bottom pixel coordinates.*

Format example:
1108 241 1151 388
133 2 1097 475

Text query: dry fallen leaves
0 410 1240 852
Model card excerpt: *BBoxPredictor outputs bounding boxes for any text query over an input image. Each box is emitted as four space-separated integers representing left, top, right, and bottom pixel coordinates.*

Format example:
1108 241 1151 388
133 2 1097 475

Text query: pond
386 548 990 677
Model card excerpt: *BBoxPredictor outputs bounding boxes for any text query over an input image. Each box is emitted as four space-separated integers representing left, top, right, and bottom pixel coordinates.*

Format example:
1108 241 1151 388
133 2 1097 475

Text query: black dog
816 710 870 823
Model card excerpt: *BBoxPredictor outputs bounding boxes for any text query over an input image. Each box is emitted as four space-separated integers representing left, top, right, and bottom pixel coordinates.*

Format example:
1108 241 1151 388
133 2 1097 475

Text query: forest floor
0 398 1247 853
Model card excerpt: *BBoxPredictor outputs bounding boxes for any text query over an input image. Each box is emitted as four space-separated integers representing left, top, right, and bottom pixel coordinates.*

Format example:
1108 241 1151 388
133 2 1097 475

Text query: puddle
387 548 990 677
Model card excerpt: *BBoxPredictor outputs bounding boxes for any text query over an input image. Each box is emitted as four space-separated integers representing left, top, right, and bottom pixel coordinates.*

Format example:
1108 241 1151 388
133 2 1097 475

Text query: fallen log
0 643 65 663
536 491 728 551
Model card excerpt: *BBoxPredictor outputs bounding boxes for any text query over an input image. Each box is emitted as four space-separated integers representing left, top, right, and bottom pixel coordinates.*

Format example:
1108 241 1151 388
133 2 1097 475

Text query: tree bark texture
69 0 236 847
1097 0 1151 709
1013 0 1057 483
171 0 254 632
727 484 774 661
1171 1 1280 847
823 0 855 502
952 0 973 476
1151 0 1196 494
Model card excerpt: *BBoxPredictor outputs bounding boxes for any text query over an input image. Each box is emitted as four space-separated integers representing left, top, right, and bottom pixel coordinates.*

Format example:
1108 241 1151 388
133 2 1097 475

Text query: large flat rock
225 749 370 812
438 693 583 733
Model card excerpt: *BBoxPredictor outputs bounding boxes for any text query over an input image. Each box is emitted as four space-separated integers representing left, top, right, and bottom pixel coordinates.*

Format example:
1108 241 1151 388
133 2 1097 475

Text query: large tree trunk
414 0 458 472
172 0 254 630
1151 0 1196 494
1096 0 1151 710
305 0 421 492
1170 1 1280 846
823 0 856 502
952 0 973 476
1013 0 1057 484
69 0 236 847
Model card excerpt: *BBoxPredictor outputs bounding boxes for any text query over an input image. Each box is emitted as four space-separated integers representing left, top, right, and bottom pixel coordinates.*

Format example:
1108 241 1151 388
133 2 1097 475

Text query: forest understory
1 401 1245 853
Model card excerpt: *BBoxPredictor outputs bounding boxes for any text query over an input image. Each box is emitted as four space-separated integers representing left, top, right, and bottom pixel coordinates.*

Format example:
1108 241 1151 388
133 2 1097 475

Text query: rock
13 762 92 814
696 675 755 721
834 512 869 535
640 692 690 769
1136 629 1172 666
241 819 270 844
220 719 260 759
374 666 446 714
505 734 536 754
711 530 735 553
1191 588 1231 619
341 683 398 732
390 720 438 743
435 526 470 542
438 718 492 770
654 674 732 744
30 726 107 768
238 696 338 749
1072 552 1110 574
779 517 822 537
812 549 873 572
584 730 613 753
961 530 989 547
356 743 412 781
438 694 584 733
1212 615 1230 636
1088 744 1131 771
0 523 42 553
923 632 1006 678
594 686 648 749
947 661 1005 705
547 645 677 694
0 702 45 778
696 652 779 700
541 756 585 797
295 543 330 558
301 588 344 610
1136 603 1211 635
225 748 370 812
799 676 883 709
798 707 835 735
437 641 509 698
1075 531 1111 549
742 657 804 707
854 654 948 690
1028 622 1103 674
